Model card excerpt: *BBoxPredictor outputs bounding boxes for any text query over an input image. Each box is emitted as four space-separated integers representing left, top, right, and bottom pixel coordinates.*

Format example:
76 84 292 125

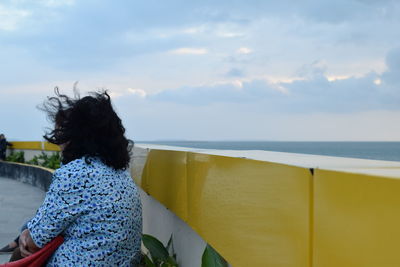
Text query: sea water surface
137 141 400 162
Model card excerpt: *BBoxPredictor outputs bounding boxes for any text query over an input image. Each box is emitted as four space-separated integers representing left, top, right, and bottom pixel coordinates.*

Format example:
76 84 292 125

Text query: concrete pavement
0 177 45 263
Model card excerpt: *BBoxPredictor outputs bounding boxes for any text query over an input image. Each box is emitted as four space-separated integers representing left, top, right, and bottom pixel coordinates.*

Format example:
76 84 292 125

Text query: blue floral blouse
27 157 142 266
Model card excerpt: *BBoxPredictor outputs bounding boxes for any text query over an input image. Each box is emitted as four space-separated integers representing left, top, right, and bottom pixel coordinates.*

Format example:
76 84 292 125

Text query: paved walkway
0 177 45 263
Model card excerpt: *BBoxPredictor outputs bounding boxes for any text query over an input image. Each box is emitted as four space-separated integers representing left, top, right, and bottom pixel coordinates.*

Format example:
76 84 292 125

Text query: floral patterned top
27 157 142 266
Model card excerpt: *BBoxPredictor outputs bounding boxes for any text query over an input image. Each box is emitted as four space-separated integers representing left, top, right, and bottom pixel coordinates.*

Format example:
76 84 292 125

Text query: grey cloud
384 47 400 85
386 47 400 72
285 72 389 112
1 0 400 97
1 1 213 71
295 61 327 80
146 50 400 112
149 80 284 105
225 68 245 77
2 0 399 68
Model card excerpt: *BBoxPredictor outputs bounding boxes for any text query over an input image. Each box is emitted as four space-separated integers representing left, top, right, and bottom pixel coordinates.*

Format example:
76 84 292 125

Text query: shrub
6 151 25 163
27 152 61 169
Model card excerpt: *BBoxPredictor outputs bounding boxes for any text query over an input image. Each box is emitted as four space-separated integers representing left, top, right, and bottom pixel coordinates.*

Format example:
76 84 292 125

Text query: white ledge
137 144 400 178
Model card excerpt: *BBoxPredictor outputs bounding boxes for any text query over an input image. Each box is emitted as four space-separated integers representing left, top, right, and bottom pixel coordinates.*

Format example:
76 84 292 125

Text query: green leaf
166 234 177 260
161 259 179 267
166 256 178 266
143 254 156 267
201 245 228 267
166 234 173 252
142 234 170 262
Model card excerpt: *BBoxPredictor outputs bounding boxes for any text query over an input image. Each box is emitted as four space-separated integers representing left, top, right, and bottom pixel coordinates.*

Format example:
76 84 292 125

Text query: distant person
3 89 142 266
0 134 12 161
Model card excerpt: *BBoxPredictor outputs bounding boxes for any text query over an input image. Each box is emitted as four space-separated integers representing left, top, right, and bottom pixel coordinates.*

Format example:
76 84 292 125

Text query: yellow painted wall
140 149 400 267
313 169 400 267
141 149 312 267
187 152 312 267
10 141 60 151
10 141 42 150
43 142 61 151
141 150 188 220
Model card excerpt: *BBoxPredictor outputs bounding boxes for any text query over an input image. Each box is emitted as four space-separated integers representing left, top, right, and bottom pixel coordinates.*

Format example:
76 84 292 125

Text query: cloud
39 0 75 7
1 0 400 141
127 88 147 98
225 68 245 77
237 47 252 54
381 47 400 87
113 92 400 141
149 80 287 106
142 48 400 113
2 82 400 141
0 4 30 31
296 60 327 80
1 0 398 82
169 48 208 55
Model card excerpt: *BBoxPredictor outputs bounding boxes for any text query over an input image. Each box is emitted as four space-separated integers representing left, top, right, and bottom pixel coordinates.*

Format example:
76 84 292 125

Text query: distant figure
0 134 12 161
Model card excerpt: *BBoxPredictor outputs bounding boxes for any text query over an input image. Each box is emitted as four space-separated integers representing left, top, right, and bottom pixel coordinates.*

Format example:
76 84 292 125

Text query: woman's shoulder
54 157 88 174
51 157 109 190
54 156 124 178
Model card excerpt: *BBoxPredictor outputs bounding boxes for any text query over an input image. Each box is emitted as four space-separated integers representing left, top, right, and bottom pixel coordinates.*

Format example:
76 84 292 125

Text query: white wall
140 188 207 267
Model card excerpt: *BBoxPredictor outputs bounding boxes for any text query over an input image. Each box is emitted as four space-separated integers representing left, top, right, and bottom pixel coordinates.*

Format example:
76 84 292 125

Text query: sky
1 0 400 141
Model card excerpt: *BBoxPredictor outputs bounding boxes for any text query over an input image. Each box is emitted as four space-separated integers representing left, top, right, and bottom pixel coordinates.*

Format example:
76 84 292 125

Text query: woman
17 89 142 266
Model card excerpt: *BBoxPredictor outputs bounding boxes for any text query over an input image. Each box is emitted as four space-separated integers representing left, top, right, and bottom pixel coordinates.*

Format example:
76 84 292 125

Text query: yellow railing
138 149 400 267
10 141 60 151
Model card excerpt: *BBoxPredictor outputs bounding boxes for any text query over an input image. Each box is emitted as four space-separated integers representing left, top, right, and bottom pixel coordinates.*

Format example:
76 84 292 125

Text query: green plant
140 234 228 267
140 234 178 267
6 151 25 163
201 244 228 267
27 152 61 169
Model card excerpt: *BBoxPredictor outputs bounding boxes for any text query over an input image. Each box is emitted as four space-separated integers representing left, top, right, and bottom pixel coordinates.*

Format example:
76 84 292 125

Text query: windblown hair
42 88 132 170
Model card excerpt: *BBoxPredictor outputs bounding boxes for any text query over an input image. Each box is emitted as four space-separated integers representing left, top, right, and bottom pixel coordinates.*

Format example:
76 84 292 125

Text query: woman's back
28 157 142 266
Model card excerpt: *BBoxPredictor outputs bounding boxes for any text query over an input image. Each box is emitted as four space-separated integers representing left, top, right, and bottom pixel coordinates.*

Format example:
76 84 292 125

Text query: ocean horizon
136 141 400 162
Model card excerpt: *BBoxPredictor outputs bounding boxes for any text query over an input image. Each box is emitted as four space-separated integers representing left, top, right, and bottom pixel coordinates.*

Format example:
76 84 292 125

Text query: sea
136 141 400 162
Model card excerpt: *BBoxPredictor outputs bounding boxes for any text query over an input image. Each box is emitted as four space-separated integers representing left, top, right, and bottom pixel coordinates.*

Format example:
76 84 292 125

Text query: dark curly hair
41 88 133 170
